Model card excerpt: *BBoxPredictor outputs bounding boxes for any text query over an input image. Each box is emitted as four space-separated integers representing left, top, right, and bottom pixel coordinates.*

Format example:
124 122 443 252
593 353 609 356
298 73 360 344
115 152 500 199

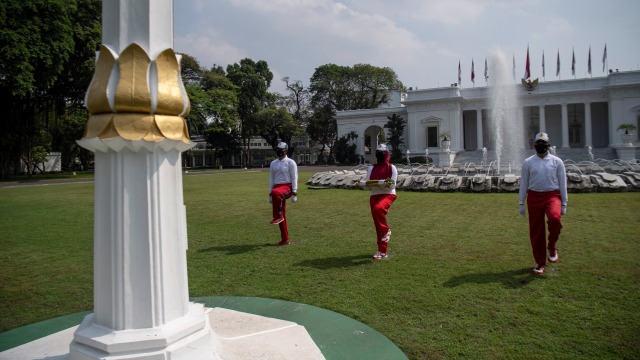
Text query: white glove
269 194 272 204
359 180 366 187
292 195 297 203
561 205 566 215
519 204 526 217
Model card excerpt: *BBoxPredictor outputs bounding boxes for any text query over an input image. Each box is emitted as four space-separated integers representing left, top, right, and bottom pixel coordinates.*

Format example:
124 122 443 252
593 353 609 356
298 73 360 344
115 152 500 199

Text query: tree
0 0 101 177
50 106 93 171
334 131 359 165
306 104 336 163
181 58 239 142
307 63 404 160
280 77 310 127
204 127 241 166
253 107 298 158
178 53 203 85
179 56 241 167
226 58 273 167
384 113 406 162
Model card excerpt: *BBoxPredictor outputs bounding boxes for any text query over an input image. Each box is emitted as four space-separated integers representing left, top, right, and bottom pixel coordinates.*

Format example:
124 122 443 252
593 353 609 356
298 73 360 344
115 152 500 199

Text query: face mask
534 144 548 154
375 152 386 162
276 150 286 157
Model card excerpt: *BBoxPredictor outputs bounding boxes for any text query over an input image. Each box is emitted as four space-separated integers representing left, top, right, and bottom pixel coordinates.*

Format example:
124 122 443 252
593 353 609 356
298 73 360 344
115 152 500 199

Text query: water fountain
307 50 639 193
488 48 525 174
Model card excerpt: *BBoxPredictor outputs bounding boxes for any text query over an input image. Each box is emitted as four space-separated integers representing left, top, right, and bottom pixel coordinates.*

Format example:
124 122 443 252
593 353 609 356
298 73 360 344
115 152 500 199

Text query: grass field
1 170 639 359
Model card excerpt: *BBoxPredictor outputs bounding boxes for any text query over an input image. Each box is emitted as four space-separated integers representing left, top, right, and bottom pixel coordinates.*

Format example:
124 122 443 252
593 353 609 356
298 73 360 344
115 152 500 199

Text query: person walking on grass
359 144 398 260
269 142 298 246
519 132 568 275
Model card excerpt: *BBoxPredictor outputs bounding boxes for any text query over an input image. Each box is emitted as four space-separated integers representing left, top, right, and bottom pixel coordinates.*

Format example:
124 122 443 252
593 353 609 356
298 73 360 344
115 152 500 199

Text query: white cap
534 132 549 142
277 142 288 149
376 144 389 152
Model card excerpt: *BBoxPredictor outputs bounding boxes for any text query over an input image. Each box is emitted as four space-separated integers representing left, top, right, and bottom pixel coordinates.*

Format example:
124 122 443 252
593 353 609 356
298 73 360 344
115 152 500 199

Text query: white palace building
337 70 640 166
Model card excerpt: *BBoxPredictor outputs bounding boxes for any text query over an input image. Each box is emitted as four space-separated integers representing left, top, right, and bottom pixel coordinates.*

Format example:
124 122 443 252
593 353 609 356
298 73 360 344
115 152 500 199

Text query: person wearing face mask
359 144 398 260
518 132 568 275
269 142 298 246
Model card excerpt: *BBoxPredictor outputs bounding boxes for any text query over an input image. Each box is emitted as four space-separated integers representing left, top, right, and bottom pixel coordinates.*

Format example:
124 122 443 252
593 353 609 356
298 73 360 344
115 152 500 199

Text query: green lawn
1 170 639 359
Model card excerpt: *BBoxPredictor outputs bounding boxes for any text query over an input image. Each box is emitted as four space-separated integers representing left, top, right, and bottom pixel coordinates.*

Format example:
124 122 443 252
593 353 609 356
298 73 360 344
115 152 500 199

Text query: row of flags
457 44 608 86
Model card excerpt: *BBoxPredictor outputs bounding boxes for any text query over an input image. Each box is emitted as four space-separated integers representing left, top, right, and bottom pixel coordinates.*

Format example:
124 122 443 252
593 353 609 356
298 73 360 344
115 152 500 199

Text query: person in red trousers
359 144 398 260
269 142 298 246
519 132 568 275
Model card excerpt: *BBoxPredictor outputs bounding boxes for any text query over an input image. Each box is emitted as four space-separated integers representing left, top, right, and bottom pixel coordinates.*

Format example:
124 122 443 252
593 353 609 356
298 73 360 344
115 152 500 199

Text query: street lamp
406 149 410 165
425 148 429 165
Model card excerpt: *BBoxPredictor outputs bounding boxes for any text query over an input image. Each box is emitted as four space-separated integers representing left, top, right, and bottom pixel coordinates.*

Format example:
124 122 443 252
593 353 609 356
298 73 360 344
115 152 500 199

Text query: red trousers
527 190 562 265
271 183 293 241
370 194 397 253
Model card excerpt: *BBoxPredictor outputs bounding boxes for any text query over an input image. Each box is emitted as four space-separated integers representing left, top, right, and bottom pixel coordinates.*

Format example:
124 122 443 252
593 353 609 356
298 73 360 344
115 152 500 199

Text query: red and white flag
524 46 531 79
571 49 576 76
556 50 560 77
458 60 461 85
471 59 475 84
588 46 592 75
602 44 607 72
542 50 546 78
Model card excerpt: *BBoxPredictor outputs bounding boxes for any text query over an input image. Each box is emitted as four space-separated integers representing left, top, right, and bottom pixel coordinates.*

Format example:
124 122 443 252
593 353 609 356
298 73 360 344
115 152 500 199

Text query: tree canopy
0 0 409 173
384 113 407 162
0 0 101 177
306 63 404 160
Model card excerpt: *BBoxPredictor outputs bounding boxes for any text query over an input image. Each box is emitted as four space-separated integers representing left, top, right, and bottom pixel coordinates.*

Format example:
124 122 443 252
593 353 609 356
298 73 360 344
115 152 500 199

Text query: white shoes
372 251 388 260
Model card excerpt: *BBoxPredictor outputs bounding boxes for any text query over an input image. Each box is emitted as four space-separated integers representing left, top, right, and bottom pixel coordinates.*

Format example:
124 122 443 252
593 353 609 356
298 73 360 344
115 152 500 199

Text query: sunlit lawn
1 170 639 359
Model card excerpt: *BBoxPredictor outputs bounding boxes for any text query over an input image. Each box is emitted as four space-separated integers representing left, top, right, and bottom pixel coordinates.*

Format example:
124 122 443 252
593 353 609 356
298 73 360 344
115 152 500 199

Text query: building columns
538 105 546 132
561 103 570 148
584 102 593 147
476 109 483 150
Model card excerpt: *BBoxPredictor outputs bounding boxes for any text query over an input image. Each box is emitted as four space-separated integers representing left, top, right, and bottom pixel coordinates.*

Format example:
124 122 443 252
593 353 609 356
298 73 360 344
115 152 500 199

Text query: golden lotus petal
182 124 190 143
155 115 186 141
115 44 152 114
83 113 114 138
86 45 115 114
99 120 119 140
155 49 185 116
143 121 166 142
113 114 154 141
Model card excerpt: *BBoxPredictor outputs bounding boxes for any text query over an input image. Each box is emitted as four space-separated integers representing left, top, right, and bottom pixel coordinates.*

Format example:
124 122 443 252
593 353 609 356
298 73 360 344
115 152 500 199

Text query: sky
173 0 640 95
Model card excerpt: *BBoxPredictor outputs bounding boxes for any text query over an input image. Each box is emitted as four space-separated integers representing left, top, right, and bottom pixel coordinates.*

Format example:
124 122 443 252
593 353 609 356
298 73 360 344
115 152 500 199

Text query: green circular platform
0 296 408 359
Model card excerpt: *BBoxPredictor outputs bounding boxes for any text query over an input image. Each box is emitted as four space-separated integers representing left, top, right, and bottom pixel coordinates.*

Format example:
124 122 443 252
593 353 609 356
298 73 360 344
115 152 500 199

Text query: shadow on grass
443 267 541 289
294 255 372 269
198 243 273 255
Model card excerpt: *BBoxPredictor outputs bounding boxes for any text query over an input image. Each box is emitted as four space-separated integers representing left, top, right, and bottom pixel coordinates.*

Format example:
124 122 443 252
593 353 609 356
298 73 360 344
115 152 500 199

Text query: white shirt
364 164 398 196
518 152 568 205
269 156 298 192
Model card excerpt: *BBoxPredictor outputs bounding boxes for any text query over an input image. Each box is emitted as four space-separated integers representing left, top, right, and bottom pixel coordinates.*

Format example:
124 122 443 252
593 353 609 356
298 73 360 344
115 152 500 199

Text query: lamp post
425 148 429 165
406 149 410 165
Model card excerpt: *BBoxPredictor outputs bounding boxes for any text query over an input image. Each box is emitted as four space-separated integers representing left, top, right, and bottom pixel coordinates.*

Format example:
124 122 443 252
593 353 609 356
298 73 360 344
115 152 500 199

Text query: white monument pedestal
613 144 637 162
70 2 219 358
438 151 457 167
2 306 325 360
69 141 220 360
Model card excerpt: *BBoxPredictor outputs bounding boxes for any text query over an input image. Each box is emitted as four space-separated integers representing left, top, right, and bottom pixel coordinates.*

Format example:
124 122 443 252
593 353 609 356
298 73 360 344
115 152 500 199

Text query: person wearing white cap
269 142 298 246
518 132 568 275
359 144 398 260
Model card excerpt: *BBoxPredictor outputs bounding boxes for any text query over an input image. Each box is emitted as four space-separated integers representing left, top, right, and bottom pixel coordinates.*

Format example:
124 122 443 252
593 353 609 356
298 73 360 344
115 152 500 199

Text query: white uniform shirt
365 164 398 196
518 153 568 205
269 156 298 192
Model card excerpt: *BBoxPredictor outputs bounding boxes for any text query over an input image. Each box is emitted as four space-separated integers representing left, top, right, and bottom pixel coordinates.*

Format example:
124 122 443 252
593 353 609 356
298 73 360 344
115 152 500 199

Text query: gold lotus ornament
81 43 191 146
